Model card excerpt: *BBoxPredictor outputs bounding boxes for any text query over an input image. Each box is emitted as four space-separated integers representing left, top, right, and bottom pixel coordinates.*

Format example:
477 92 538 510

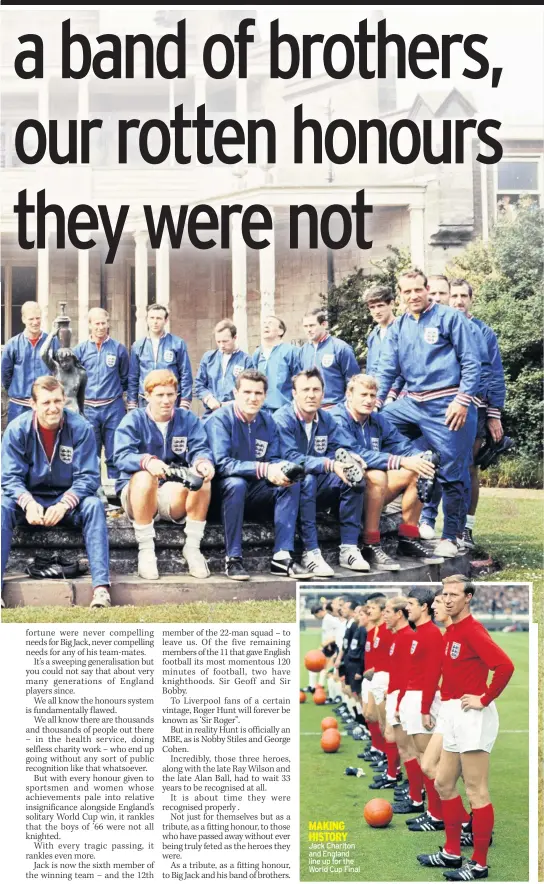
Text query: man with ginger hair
1 301 58 423
113 369 215 581
1 376 111 609
73 307 129 486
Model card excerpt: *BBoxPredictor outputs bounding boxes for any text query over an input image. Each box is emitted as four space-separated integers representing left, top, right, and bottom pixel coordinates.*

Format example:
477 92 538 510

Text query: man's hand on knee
25 502 45 526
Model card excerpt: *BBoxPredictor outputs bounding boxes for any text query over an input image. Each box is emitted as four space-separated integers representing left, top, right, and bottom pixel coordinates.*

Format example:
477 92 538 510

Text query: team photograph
299 580 530 882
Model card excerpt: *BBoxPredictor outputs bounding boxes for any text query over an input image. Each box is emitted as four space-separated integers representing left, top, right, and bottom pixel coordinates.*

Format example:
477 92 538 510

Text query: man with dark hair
273 367 369 576
127 303 193 410
252 315 301 412
300 307 359 407
393 587 444 826
195 319 253 418
1 301 58 423
418 575 514 879
114 369 215 581
1 376 111 609
206 369 310 581
376 268 481 558
364 286 398 381
330 374 444 570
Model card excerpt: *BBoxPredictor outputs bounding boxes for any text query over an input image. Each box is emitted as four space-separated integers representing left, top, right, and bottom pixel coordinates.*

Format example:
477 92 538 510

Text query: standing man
376 269 481 558
252 315 301 412
205 369 310 581
194 319 253 419
273 368 369 577
127 304 193 410
428 275 453 306
114 369 214 580
418 575 515 880
394 587 445 827
74 308 129 491
364 286 398 379
449 279 506 548
1 301 58 423
1 376 111 609
300 308 359 407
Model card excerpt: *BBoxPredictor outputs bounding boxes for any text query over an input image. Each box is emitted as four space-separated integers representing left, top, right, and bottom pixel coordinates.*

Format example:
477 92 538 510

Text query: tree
447 198 543 458
324 247 411 362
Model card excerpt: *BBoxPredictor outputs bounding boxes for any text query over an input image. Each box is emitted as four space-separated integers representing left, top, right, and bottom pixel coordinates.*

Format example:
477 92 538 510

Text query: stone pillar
156 238 170 314
37 230 49 328
231 214 248 351
259 206 275 321
409 206 426 270
77 248 90 344
133 230 149 339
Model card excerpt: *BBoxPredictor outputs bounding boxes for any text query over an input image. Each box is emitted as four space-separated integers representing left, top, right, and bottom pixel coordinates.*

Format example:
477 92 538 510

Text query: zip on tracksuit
251 343 301 412
127 333 193 409
299 333 359 407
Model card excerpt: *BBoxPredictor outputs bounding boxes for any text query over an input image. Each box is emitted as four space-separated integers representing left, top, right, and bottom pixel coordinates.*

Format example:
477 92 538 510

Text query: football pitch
299 630 529 882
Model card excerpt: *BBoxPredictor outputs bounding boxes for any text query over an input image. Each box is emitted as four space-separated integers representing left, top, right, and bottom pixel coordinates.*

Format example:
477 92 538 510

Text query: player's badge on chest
106 354 116 367
233 365 243 377
314 435 328 454
371 437 380 451
450 641 461 659
424 328 439 344
59 446 73 464
321 354 334 368
410 640 418 654
389 643 395 656
164 349 174 363
255 439 268 458
172 436 187 455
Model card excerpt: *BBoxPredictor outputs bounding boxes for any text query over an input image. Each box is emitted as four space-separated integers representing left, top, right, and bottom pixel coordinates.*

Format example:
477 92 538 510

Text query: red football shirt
398 619 444 714
441 614 515 706
364 621 392 672
387 624 414 694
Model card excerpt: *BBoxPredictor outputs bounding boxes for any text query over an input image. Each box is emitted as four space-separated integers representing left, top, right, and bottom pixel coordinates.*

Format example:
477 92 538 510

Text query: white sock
134 522 155 550
309 672 318 688
184 519 206 548
466 514 476 529
273 549 291 562
327 677 336 697
318 669 327 687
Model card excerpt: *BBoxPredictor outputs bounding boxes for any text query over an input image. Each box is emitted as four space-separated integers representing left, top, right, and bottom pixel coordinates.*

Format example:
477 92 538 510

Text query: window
495 157 542 217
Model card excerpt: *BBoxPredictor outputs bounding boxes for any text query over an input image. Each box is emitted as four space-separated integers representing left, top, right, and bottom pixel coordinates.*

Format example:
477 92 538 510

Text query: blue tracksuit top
194 349 253 414
1 409 100 511
252 343 301 410
366 323 405 398
299 334 359 406
113 407 213 494
470 317 505 416
376 303 481 407
205 402 282 480
127 333 193 408
73 337 129 404
330 403 417 471
1 332 59 403
273 402 355 474
466 319 492 405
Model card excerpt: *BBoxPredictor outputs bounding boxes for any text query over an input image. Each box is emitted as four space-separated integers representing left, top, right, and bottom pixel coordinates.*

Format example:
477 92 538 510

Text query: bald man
74 308 129 486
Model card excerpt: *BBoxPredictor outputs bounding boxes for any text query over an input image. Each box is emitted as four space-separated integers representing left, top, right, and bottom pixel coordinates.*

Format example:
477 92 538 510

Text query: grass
300 630 529 882
1 599 297 624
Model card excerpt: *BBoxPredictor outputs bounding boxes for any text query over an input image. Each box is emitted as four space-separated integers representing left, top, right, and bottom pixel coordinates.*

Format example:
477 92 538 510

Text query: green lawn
300 630 529 882
1 599 296 624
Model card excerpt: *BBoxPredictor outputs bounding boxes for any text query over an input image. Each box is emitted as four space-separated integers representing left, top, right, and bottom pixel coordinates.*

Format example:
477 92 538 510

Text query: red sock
367 721 385 753
399 522 419 538
364 529 380 544
461 806 471 825
471 804 494 867
404 758 424 804
422 774 443 820
384 741 400 779
441 796 466 856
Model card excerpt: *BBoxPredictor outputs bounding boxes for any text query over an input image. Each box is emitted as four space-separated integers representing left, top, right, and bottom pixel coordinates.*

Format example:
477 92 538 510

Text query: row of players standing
1 268 506 593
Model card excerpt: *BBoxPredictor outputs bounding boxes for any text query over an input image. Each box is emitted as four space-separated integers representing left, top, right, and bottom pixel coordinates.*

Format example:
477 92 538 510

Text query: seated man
114 369 215 580
205 368 311 581
330 374 444 570
273 368 369 576
1 376 111 609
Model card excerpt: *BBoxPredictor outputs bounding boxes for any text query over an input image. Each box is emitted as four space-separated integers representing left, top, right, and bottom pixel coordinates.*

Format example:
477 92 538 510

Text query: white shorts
385 690 400 727
361 680 370 703
441 699 499 754
434 701 447 736
369 670 390 705
399 690 442 736
121 481 186 525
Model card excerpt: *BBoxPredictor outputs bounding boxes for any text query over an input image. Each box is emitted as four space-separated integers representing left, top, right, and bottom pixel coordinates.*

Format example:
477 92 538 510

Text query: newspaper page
0 4 543 884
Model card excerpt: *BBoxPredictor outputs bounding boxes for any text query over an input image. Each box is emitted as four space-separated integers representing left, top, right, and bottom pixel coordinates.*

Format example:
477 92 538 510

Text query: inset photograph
299 579 531 882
